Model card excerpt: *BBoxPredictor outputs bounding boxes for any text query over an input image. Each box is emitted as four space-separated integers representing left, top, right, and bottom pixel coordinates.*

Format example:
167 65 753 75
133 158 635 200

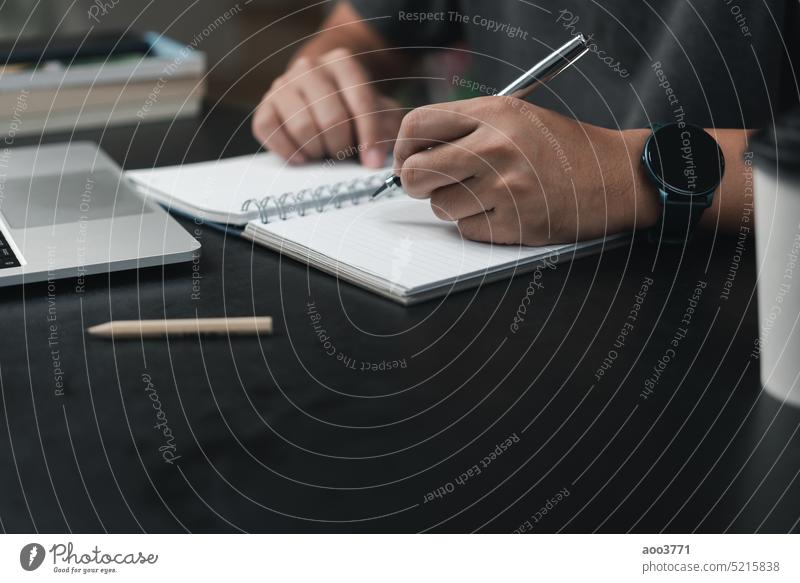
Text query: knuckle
430 197 452 221
290 115 316 138
260 109 279 131
325 47 352 61
258 100 276 119
482 135 508 158
507 172 533 197
253 106 276 131
400 108 425 137
457 218 477 239
292 56 312 71
259 88 274 104
400 165 426 197
400 164 418 188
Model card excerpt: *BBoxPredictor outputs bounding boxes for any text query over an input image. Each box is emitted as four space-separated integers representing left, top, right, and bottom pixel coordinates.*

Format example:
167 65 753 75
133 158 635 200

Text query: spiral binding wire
241 171 392 224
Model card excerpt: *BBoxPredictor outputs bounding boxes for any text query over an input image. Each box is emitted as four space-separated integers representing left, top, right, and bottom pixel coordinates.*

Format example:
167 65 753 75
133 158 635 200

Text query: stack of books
0 31 206 137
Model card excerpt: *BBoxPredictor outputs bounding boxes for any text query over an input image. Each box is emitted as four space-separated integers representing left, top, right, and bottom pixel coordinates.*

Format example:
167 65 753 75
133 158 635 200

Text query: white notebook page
252 197 569 292
126 152 383 221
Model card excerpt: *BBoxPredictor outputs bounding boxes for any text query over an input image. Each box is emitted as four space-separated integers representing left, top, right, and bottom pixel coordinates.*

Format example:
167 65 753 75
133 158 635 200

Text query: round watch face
645 124 725 195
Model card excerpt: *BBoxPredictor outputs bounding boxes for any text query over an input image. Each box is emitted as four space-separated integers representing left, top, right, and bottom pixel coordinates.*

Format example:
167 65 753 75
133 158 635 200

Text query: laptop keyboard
0 230 20 269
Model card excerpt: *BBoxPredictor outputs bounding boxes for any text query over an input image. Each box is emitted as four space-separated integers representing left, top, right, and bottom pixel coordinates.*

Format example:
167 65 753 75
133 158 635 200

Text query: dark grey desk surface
1 106 798 533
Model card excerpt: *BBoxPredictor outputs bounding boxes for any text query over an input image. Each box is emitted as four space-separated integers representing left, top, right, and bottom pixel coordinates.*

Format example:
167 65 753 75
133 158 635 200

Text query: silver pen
371 34 589 198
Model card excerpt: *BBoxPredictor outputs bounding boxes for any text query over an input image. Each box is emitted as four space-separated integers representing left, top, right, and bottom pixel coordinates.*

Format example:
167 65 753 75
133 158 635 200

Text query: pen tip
371 183 389 198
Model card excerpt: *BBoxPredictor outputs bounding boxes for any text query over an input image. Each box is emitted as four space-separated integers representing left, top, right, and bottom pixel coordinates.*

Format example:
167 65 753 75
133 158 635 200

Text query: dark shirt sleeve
347 0 464 48
778 0 800 113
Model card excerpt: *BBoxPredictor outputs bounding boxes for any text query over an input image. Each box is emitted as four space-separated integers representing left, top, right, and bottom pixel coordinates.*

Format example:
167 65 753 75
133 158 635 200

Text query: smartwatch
641 123 725 244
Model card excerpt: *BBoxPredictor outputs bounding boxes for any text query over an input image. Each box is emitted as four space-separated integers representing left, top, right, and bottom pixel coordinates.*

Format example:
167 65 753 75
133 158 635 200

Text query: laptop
0 142 200 287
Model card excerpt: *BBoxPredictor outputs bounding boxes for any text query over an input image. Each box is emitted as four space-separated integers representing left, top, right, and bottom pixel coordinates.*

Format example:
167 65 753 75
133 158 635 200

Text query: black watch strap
642 122 723 245
648 196 707 245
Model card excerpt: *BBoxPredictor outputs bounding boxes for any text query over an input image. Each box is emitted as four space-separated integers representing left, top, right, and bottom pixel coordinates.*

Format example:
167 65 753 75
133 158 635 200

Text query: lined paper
250 197 570 293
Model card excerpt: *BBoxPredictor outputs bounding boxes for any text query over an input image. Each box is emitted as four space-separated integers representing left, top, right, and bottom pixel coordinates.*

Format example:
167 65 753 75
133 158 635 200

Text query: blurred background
0 0 328 111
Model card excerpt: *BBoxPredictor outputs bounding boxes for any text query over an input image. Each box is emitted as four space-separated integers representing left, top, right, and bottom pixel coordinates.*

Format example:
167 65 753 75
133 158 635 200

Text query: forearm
292 1 410 81
701 128 754 231
623 127 754 233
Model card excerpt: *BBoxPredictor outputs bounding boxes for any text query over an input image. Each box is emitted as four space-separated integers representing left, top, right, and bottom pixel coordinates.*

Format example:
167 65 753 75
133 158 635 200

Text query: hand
252 48 403 168
393 97 659 245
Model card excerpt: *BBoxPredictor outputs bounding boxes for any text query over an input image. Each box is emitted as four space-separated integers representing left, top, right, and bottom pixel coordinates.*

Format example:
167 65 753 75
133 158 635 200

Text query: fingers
393 103 480 174
320 49 387 168
400 139 482 198
252 49 395 168
251 95 305 164
429 178 495 221
456 210 511 244
294 60 354 158
271 84 327 160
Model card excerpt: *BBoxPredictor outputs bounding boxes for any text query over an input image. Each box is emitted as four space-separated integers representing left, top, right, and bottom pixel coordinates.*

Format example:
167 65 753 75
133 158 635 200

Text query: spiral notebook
127 153 618 304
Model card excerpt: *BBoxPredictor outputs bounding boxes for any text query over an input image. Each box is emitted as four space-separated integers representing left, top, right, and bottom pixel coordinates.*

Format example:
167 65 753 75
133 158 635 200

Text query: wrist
620 128 659 230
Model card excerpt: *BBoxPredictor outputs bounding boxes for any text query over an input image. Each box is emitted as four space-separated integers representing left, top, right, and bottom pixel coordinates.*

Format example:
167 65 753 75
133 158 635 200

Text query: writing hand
393 97 657 244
